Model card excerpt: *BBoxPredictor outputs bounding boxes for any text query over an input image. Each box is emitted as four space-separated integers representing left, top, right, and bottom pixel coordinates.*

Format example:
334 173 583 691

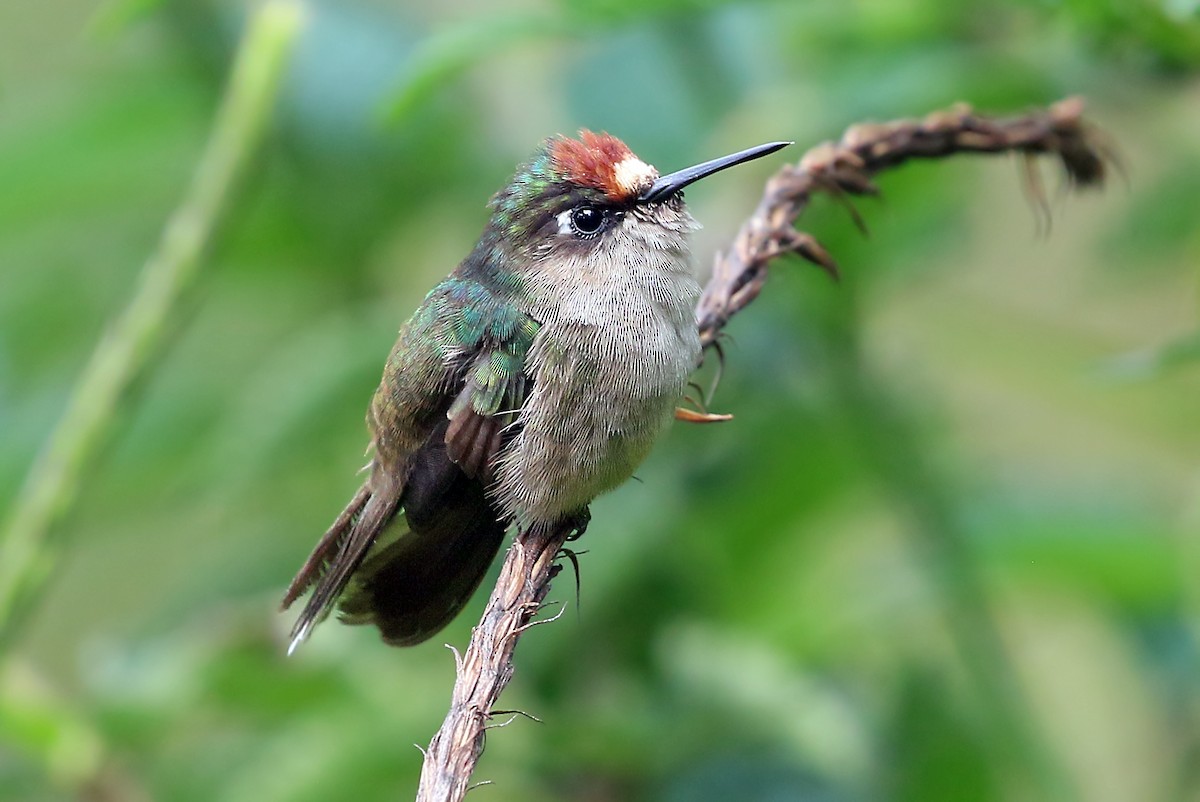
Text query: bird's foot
564 508 591 542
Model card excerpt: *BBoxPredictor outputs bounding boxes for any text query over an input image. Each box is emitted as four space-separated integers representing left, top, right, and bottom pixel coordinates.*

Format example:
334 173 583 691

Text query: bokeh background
3 0 1199 800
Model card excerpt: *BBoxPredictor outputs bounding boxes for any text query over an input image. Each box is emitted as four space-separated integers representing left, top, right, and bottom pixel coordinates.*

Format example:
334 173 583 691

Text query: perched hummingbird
281 131 789 652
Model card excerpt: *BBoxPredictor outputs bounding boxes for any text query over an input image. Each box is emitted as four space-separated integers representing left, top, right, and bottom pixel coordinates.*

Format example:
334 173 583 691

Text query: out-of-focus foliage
1 0 1198 800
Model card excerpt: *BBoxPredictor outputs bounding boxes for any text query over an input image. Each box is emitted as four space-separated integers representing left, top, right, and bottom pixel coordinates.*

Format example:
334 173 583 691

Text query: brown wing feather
445 399 502 479
445 356 526 480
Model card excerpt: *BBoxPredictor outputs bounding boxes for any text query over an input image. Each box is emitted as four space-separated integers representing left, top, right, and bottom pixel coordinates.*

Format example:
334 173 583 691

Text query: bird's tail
337 436 506 646
280 475 401 655
282 423 507 651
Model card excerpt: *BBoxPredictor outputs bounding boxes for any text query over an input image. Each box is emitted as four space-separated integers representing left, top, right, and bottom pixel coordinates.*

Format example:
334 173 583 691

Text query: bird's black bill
639 140 792 204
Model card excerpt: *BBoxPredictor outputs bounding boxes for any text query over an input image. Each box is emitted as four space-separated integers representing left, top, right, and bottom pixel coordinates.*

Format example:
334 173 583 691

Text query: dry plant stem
697 96 1106 347
417 525 569 801
416 97 1109 802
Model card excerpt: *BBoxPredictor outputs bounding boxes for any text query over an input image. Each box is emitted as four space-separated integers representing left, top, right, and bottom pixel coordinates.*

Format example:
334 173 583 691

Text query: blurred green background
2 0 1199 800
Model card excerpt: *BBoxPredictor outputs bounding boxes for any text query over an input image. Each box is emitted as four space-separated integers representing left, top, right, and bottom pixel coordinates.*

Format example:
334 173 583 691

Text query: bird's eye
569 206 605 237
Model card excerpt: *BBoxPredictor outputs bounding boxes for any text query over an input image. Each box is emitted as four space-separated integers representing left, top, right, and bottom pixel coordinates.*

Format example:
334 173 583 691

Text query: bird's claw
564 508 591 541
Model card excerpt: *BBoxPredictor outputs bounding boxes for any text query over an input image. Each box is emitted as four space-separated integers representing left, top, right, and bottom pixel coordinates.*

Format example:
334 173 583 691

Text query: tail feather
337 514 504 646
280 484 370 609
338 422 507 646
283 476 402 654
283 420 508 651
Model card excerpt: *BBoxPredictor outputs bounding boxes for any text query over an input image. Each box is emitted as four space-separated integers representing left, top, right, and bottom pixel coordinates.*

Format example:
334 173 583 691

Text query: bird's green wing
282 277 539 650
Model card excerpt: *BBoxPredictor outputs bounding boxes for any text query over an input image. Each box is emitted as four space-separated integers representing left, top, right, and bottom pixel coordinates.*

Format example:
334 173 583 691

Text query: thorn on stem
489 708 544 724
512 599 568 636
445 642 464 674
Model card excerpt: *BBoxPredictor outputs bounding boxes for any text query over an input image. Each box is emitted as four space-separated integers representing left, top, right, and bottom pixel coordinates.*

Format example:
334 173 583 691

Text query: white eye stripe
555 209 575 235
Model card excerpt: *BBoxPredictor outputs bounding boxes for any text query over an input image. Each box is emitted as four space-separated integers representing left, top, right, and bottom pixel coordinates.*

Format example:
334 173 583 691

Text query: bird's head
487 131 789 266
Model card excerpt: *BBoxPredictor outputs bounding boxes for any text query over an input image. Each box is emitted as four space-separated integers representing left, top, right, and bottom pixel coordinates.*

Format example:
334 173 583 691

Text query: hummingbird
281 131 789 653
